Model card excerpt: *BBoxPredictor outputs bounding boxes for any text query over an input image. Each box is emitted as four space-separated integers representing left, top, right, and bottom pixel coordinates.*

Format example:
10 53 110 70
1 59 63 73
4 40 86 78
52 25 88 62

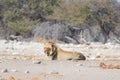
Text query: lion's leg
51 52 57 60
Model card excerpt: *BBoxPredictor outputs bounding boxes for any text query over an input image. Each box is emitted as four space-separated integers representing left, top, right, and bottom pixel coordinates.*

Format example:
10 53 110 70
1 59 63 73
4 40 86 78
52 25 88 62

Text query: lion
44 42 86 60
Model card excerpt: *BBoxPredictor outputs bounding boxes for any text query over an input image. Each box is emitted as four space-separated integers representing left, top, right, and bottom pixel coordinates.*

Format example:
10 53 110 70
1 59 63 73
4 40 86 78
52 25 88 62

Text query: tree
92 0 120 43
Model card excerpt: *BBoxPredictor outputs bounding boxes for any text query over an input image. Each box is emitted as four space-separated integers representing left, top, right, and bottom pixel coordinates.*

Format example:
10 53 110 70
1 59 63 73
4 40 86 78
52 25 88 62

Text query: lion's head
44 42 57 59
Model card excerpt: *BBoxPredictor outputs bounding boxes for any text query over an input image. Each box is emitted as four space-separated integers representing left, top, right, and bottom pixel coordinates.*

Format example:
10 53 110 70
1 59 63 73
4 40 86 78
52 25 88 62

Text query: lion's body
44 42 86 60
54 48 85 60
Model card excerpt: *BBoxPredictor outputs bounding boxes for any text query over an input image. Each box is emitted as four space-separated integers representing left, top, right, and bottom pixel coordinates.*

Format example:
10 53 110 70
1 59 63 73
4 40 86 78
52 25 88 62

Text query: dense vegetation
0 0 120 42
0 0 61 37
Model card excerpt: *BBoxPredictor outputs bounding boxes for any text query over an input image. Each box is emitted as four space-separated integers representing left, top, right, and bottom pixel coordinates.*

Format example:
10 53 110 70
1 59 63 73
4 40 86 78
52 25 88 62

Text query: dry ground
0 40 120 80
0 59 120 80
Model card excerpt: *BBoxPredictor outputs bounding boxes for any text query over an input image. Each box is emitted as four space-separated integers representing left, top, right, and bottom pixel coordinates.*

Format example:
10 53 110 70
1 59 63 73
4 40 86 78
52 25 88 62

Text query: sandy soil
0 40 120 80
0 59 120 80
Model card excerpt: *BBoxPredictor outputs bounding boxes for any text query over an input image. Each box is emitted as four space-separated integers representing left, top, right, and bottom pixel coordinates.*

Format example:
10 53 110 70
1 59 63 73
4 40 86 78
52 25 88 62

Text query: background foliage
0 0 120 39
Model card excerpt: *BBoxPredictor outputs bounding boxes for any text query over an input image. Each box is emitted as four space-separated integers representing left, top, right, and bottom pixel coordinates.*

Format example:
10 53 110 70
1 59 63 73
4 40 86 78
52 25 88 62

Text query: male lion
44 42 86 60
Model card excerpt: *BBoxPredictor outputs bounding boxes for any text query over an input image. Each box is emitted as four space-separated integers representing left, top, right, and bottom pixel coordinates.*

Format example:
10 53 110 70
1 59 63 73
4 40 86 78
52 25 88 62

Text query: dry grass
27 55 41 60
1 76 41 80
36 72 63 78
103 55 120 60
99 62 120 69
32 37 48 43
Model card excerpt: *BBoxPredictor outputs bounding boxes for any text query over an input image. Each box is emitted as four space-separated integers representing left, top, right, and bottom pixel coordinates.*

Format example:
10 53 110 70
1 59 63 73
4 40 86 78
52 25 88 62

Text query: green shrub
7 18 34 33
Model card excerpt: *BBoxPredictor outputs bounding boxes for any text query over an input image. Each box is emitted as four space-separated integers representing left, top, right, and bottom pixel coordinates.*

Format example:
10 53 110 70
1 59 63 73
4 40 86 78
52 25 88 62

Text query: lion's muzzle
44 47 51 56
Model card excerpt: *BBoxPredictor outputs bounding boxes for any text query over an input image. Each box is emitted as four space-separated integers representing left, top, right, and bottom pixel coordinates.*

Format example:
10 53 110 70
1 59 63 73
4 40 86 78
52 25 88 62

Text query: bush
7 18 36 33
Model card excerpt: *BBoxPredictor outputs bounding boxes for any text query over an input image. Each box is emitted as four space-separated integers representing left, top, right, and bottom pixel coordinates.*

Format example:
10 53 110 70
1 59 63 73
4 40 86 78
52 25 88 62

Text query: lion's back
57 49 86 60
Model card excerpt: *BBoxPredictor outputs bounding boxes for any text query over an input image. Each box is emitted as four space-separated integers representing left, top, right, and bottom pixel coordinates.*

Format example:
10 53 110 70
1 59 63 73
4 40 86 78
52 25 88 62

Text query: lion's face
44 42 56 56
44 47 51 56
